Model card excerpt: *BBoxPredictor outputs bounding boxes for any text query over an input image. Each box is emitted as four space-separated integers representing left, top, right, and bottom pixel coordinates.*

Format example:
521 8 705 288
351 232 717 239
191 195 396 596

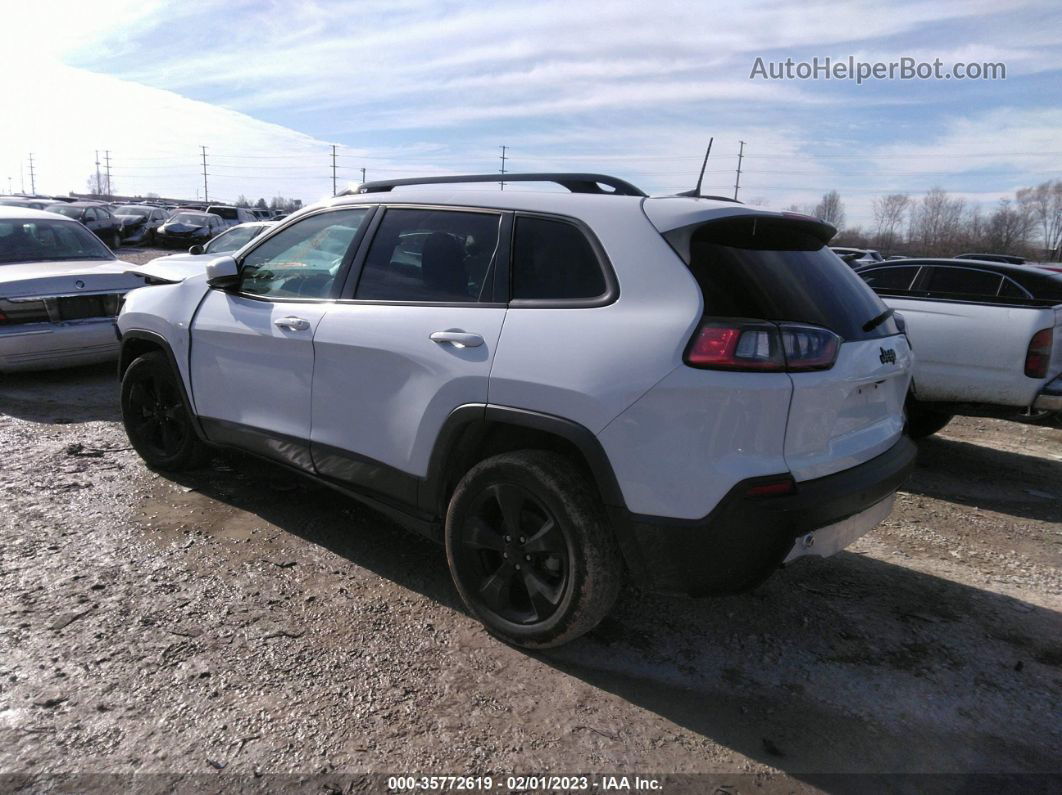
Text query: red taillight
0 310 7 325
1025 328 1054 378
685 320 840 372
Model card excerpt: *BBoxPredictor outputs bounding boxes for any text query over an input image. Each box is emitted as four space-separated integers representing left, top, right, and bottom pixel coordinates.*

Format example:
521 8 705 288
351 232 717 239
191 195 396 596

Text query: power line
104 150 112 199
499 145 508 191
200 145 209 203
331 145 337 196
734 140 745 201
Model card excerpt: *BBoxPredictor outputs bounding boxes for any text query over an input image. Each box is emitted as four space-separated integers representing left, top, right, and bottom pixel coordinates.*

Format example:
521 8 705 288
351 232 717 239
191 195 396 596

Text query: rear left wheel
445 450 622 648
121 352 208 470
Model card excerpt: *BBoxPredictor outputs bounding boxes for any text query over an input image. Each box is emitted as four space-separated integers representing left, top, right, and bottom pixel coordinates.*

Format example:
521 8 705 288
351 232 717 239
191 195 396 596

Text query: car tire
906 400 954 439
121 352 209 470
445 450 622 648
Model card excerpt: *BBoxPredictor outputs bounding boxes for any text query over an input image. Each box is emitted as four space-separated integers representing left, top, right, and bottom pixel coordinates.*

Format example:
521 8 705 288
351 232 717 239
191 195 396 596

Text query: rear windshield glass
0 219 114 263
673 217 898 341
207 207 238 220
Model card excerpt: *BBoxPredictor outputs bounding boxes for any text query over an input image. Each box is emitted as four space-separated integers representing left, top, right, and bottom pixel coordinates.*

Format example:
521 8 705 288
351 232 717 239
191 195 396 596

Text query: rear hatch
648 205 912 482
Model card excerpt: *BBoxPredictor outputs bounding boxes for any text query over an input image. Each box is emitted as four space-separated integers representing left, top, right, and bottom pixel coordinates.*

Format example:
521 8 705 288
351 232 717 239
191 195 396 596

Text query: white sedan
0 207 147 372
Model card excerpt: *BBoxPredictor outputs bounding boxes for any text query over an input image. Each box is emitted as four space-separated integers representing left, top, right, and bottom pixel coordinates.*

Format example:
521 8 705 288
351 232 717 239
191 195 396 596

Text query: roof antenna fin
677 138 713 197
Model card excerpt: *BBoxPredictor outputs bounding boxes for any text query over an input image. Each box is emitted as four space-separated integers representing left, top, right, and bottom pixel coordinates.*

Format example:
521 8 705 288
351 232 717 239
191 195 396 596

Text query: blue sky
2 0 1060 226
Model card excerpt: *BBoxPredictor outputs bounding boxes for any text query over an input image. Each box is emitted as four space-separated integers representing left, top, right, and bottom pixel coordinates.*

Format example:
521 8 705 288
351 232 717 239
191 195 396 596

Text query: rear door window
355 208 500 303
922 267 1003 298
674 216 897 341
511 216 607 301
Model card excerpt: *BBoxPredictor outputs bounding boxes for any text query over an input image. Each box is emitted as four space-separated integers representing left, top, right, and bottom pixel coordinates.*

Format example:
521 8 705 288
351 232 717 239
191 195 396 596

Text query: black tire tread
445 450 622 649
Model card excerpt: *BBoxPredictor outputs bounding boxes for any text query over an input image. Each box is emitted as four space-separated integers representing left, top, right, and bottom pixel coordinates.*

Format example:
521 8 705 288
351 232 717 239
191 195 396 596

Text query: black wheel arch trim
118 329 207 441
419 404 627 515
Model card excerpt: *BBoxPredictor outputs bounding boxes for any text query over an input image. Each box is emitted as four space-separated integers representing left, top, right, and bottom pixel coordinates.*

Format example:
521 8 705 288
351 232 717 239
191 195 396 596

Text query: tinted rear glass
676 217 897 341
207 207 238 219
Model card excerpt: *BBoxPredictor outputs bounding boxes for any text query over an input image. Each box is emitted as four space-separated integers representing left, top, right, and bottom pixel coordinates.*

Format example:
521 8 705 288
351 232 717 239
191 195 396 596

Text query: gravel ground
1 286 1060 791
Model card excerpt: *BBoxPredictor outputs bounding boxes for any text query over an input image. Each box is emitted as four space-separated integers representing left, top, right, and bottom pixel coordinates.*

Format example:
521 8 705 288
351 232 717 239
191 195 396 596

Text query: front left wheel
445 450 622 648
121 352 208 470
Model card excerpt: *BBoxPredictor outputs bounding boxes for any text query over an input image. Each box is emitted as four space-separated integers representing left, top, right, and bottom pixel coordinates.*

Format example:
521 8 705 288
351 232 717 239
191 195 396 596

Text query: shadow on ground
0 363 119 423
151 445 1062 785
904 435 1062 521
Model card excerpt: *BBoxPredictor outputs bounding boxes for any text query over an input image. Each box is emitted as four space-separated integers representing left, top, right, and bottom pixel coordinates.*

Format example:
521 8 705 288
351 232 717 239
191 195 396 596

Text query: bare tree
814 190 845 229
982 200 1035 255
85 172 111 196
910 187 966 256
1017 179 1062 260
872 193 910 256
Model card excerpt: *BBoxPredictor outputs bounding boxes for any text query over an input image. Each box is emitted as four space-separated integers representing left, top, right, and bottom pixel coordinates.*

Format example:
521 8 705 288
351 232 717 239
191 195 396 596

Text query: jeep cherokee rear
116 173 915 648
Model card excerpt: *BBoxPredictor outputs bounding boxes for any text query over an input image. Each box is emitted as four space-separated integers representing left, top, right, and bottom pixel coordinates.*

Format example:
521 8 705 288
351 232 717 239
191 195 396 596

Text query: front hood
0 259 146 297
123 253 214 284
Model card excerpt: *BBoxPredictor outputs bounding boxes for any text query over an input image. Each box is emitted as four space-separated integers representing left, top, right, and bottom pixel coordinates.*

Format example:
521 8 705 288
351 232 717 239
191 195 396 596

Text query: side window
238 208 370 299
511 216 606 301
998 278 1029 298
83 209 97 224
859 266 920 291
923 267 1003 298
355 208 500 302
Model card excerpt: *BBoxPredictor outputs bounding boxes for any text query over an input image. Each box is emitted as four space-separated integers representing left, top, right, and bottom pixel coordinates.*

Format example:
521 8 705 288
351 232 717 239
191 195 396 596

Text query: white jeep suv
117 173 915 647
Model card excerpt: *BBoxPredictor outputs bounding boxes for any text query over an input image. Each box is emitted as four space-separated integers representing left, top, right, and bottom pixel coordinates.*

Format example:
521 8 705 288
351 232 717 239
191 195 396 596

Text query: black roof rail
343 172 647 197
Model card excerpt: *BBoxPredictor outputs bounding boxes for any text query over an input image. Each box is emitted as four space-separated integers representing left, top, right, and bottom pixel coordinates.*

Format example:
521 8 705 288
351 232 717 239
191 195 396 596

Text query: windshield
0 219 115 263
115 206 150 217
205 224 264 254
168 213 209 225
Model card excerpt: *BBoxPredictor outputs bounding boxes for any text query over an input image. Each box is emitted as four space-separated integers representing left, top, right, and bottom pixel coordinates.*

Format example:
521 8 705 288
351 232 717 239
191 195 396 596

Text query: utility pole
104 150 112 199
331 145 337 196
6 176 11 195
360 167 366 184
200 145 209 203
28 153 36 195
733 140 745 201
499 145 508 190
95 150 101 196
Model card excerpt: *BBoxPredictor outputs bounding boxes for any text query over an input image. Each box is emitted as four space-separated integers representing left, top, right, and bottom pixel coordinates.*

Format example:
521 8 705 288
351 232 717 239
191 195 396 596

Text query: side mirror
205 256 239 288
188 244 204 255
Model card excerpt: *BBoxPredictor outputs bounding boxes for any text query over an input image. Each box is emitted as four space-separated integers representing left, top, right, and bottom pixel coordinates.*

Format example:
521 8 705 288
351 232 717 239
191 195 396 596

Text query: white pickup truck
856 258 1062 437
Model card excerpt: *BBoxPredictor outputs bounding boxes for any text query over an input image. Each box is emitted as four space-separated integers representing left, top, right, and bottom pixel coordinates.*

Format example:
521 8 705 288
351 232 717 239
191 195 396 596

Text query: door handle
430 330 484 348
274 316 311 331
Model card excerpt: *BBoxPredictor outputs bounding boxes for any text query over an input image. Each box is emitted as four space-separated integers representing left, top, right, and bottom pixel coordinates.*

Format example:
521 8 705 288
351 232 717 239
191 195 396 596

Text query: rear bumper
612 435 917 596
1033 375 1062 412
0 319 120 372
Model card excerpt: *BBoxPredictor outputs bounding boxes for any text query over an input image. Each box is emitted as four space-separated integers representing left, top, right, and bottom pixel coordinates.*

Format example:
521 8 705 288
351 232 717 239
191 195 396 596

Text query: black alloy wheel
121 352 207 470
457 482 569 625
445 450 622 648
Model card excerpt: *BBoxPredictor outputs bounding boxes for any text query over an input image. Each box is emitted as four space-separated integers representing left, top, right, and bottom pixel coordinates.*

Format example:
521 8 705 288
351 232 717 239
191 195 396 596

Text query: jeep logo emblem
879 347 896 365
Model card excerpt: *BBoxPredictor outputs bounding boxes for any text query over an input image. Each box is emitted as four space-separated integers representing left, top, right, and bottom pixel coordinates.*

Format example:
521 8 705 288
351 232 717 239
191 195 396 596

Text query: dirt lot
1 302 1061 791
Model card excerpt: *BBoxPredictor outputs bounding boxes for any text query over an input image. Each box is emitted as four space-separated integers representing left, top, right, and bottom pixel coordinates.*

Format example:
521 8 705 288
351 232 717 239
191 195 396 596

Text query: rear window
207 206 238 220
673 217 898 341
